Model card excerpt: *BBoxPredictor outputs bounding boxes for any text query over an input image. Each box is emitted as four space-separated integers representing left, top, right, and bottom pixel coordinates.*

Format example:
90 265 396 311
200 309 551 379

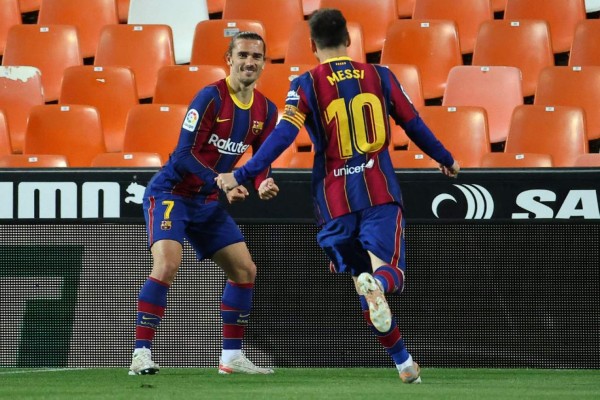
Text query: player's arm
385 69 456 171
173 90 221 189
249 102 278 192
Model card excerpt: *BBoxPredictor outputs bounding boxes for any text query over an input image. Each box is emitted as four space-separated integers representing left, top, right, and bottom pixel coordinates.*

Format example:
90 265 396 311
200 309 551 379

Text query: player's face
227 39 266 86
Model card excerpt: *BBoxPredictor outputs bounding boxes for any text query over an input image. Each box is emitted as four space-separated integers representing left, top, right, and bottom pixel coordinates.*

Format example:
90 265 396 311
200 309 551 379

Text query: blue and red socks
135 277 170 350
359 295 411 366
373 265 405 294
220 280 253 363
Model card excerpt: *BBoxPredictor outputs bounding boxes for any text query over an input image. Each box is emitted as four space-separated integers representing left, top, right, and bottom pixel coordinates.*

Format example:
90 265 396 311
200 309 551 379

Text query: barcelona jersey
235 57 454 225
148 77 278 203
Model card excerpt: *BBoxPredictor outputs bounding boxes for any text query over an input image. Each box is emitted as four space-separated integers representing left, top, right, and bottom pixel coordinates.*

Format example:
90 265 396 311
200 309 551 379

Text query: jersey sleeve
234 81 305 184
172 88 221 189
384 68 455 167
249 100 278 191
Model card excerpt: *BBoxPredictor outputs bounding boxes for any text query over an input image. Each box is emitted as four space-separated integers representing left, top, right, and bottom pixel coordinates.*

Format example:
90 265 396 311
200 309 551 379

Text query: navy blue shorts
143 191 244 261
317 203 406 276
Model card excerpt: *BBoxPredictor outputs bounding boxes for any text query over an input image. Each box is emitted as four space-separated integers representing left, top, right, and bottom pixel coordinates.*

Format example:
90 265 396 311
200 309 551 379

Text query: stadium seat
443 66 523 144
0 154 69 168
18 0 40 13
0 110 11 156
381 19 462 100
573 153 600 167
128 0 209 65
207 0 224 14
409 106 490 168
122 104 188 164
397 0 416 17
389 150 439 169
503 0 586 54
319 0 398 55
412 0 493 55
504 105 588 167
2 24 82 102
480 152 554 168
569 20 600 67
284 21 366 64
59 66 139 153
37 0 119 59
0 66 44 153
153 65 227 105
471 20 554 97
255 64 314 109
0 0 20 57
534 66 600 141
94 24 175 100
90 152 163 167
492 0 507 12
379 64 425 148
117 0 129 23
286 150 314 169
24 104 106 167
222 0 304 61
190 19 266 70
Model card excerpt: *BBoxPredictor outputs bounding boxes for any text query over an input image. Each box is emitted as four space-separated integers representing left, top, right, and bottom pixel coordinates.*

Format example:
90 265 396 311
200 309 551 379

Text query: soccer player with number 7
216 8 460 384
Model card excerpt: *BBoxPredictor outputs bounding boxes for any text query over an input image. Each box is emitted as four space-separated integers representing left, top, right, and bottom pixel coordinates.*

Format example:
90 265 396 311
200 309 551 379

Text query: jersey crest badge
252 120 264 135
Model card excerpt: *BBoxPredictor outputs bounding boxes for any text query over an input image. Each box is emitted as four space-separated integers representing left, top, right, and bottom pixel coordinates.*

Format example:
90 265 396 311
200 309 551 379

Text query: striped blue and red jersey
148 77 278 203
234 57 454 225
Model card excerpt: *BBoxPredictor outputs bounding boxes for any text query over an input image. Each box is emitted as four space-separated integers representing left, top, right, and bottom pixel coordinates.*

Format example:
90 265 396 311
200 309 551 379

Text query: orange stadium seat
122 104 188 164
492 0 507 13
480 152 554 168
397 0 416 17
569 20 600 67
0 66 44 154
302 0 319 17
573 153 600 167
409 106 490 168
222 0 304 61
18 0 40 13
0 0 20 57
190 19 266 70
412 0 493 55
319 0 398 55
504 0 586 54
504 105 588 167
534 66 600 141
24 105 106 167
286 150 314 169
128 0 209 65
37 0 119 59
0 154 69 168
2 24 82 102
95 24 175 100
90 152 163 167
153 65 227 105
381 19 462 100
255 64 314 109
379 64 425 148
59 66 139 153
389 150 439 169
443 66 523 144
284 21 366 64
207 0 224 15
117 0 129 23
472 20 554 97
0 110 11 156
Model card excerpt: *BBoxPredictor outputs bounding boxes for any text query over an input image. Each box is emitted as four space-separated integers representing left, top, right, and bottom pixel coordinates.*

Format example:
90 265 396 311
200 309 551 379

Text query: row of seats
1 100 598 169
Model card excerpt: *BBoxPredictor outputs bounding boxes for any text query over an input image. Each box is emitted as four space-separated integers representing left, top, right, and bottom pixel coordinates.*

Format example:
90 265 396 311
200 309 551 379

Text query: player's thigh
185 203 245 261
317 213 370 276
143 193 189 248
358 203 406 271
211 241 255 282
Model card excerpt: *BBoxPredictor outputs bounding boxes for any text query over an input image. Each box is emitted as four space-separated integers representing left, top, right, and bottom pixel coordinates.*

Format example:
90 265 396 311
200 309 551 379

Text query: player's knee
231 260 257 283
151 258 181 283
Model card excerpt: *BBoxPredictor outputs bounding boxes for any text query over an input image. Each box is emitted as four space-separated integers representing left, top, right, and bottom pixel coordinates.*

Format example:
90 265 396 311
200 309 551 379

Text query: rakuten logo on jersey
333 159 375 177
208 133 249 155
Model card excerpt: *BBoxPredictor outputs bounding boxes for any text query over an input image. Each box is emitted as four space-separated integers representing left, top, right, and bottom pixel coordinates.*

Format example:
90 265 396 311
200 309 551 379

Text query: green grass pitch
1 368 599 400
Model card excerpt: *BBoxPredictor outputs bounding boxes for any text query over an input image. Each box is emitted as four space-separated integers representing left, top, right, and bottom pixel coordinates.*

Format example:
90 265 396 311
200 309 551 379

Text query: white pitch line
0 368 83 375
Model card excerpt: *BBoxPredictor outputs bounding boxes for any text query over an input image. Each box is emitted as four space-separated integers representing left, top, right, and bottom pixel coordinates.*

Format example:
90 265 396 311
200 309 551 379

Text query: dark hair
308 8 349 50
226 31 267 58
